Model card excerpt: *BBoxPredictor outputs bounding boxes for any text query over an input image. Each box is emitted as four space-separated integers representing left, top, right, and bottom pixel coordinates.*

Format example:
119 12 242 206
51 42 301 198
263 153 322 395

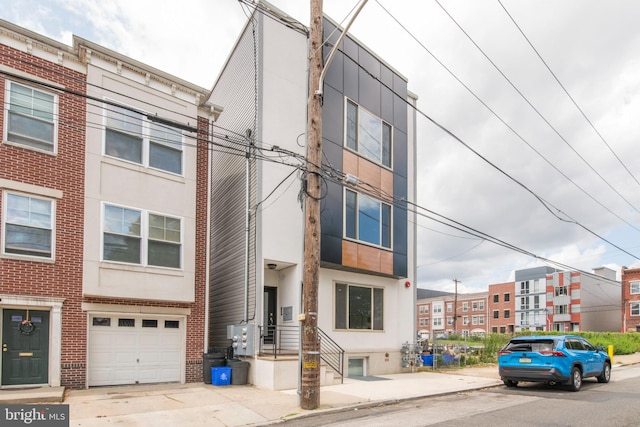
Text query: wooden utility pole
301 0 323 410
453 279 460 334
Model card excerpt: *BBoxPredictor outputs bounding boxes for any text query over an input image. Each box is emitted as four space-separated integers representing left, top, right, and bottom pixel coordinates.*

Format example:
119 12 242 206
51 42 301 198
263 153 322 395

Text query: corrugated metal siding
208 18 260 348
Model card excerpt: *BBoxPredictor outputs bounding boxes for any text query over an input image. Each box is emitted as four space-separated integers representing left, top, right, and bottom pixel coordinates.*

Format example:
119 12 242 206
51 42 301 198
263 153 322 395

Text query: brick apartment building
1 20 220 389
621 266 640 332
488 281 515 334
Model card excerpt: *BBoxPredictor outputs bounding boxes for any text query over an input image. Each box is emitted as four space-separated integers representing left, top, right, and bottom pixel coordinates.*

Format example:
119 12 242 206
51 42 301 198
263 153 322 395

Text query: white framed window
433 303 442 313
534 295 540 309
433 318 442 327
446 303 452 312
478 301 485 310
462 302 468 312
472 302 479 311
472 316 478 325
345 99 392 168
631 302 640 316
335 282 383 331
631 281 640 295
345 189 391 249
104 102 183 175
554 305 568 314
520 312 529 325
479 316 485 325
463 316 469 325
521 297 529 310
102 203 182 268
447 316 453 325
4 81 57 152
2 192 54 259
520 281 530 294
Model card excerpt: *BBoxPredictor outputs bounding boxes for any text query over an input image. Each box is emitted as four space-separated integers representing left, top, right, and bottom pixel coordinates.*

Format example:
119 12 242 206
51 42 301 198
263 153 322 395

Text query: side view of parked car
498 335 611 392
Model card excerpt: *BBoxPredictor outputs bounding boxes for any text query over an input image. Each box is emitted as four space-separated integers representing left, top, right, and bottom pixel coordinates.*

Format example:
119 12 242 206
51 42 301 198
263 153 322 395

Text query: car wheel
597 362 611 383
504 380 518 387
569 367 582 392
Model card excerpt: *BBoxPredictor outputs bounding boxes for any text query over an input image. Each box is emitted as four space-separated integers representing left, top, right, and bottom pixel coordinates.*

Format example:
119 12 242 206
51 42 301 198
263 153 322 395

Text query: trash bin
421 355 433 366
226 359 250 385
203 352 226 384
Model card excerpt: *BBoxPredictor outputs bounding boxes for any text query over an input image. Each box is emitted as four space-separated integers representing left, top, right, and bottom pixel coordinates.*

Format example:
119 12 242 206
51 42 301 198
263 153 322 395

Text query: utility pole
453 279 460 334
301 0 323 410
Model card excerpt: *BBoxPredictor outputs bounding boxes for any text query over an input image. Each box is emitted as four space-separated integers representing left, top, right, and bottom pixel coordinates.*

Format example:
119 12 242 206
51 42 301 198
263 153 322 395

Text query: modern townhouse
207 2 417 390
1 19 222 389
514 266 556 332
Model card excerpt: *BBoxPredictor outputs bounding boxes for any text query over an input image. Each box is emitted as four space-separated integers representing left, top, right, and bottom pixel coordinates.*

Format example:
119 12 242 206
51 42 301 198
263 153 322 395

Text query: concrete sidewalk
2 353 638 427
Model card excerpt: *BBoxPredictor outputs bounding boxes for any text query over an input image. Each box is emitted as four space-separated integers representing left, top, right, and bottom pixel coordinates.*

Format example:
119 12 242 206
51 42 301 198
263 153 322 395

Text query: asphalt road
276 364 640 427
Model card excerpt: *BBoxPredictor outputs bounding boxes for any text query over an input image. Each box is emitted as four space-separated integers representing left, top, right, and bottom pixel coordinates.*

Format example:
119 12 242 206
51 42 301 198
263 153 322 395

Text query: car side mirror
595 345 605 352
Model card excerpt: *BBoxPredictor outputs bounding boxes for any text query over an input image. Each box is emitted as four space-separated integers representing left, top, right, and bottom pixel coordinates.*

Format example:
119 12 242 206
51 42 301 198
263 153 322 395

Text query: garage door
88 314 183 386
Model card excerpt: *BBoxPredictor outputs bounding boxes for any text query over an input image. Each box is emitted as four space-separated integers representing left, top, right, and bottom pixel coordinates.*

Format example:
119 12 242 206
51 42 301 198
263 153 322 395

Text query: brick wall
0 44 87 388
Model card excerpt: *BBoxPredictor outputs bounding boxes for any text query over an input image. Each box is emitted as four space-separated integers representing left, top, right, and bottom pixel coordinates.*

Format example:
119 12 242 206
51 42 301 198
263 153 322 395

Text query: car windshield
505 339 555 353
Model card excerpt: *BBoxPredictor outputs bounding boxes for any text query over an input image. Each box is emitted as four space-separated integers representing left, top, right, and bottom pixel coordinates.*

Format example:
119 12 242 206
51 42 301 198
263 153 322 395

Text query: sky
2 0 640 293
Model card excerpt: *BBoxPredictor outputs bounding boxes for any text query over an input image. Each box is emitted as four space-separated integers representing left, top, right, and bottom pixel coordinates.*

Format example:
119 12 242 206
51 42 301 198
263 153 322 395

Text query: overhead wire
434 0 640 217
374 0 640 234
497 0 640 191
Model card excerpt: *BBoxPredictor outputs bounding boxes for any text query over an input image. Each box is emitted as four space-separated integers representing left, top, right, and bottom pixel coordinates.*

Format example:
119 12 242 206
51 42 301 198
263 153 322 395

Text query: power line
497 0 640 191
374 0 640 234
435 0 640 217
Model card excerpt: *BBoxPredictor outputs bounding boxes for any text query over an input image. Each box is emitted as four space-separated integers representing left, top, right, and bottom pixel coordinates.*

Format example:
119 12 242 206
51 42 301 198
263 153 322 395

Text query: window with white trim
433 318 442 327
462 302 468 312
346 99 392 168
104 103 183 175
345 189 391 249
554 305 568 314
446 303 452 312
520 281 530 294
433 303 442 313
2 192 54 258
5 81 57 152
631 302 640 316
335 283 383 331
103 204 182 268
631 281 640 295
555 285 568 296
463 316 469 325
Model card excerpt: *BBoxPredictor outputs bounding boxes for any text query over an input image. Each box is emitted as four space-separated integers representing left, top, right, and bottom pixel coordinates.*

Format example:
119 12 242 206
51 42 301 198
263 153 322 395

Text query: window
104 103 183 174
103 204 182 268
520 281 530 294
92 317 111 326
463 316 469 325
346 99 392 168
478 301 485 310
520 312 529 325
118 318 135 327
462 302 468 312
504 293 510 302
632 303 640 316
433 318 442 327
493 294 499 303
433 304 442 313
521 297 529 310
631 281 640 295
472 316 478 325
555 286 568 296
165 320 180 328
504 309 510 319
472 302 478 311
335 283 383 331
479 316 485 325
5 81 57 152
493 310 499 319
499 326 506 333
345 190 391 248
534 295 540 309
446 303 452 312
555 305 568 314
2 193 53 258
447 316 453 325
142 319 158 328
419 305 426 314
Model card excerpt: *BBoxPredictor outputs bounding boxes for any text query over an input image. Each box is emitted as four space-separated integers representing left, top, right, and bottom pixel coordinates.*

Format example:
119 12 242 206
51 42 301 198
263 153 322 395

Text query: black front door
2 309 50 385
263 287 277 344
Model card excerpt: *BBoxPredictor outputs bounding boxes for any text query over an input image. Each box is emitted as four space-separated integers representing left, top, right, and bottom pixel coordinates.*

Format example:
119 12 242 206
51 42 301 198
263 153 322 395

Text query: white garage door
88 314 183 386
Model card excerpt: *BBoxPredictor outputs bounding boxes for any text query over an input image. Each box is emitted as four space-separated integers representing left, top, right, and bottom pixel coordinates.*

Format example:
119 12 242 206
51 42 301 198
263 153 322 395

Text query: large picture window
345 189 391 249
5 81 57 152
104 103 183 175
103 204 181 268
346 99 392 168
335 283 383 331
2 193 53 258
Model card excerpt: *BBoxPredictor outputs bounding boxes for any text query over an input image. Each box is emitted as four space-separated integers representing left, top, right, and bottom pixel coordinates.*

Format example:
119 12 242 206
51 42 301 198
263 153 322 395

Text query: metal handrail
318 327 345 383
258 325 345 383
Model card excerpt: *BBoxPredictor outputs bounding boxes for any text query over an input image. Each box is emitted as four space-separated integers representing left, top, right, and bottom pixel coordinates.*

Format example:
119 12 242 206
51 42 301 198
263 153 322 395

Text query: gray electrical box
227 324 255 356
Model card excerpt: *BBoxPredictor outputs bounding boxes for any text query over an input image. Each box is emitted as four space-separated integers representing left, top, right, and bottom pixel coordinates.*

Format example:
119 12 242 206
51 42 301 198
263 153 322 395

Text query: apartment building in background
621 266 640 332
416 290 489 339
488 281 515 334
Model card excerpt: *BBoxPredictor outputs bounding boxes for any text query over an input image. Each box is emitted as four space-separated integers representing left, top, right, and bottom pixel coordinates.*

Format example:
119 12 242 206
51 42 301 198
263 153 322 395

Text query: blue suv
498 335 611 391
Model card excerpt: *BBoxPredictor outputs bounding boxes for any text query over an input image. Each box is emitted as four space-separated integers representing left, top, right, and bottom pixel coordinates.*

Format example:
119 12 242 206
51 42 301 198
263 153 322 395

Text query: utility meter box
227 324 255 356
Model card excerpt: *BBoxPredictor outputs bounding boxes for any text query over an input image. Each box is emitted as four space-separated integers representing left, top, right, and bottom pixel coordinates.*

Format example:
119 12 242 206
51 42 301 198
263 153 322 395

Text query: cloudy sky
3 0 639 293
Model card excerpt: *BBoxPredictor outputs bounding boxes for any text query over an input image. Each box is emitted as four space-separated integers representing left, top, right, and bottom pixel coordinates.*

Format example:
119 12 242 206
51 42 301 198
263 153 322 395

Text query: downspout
244 128 253 323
